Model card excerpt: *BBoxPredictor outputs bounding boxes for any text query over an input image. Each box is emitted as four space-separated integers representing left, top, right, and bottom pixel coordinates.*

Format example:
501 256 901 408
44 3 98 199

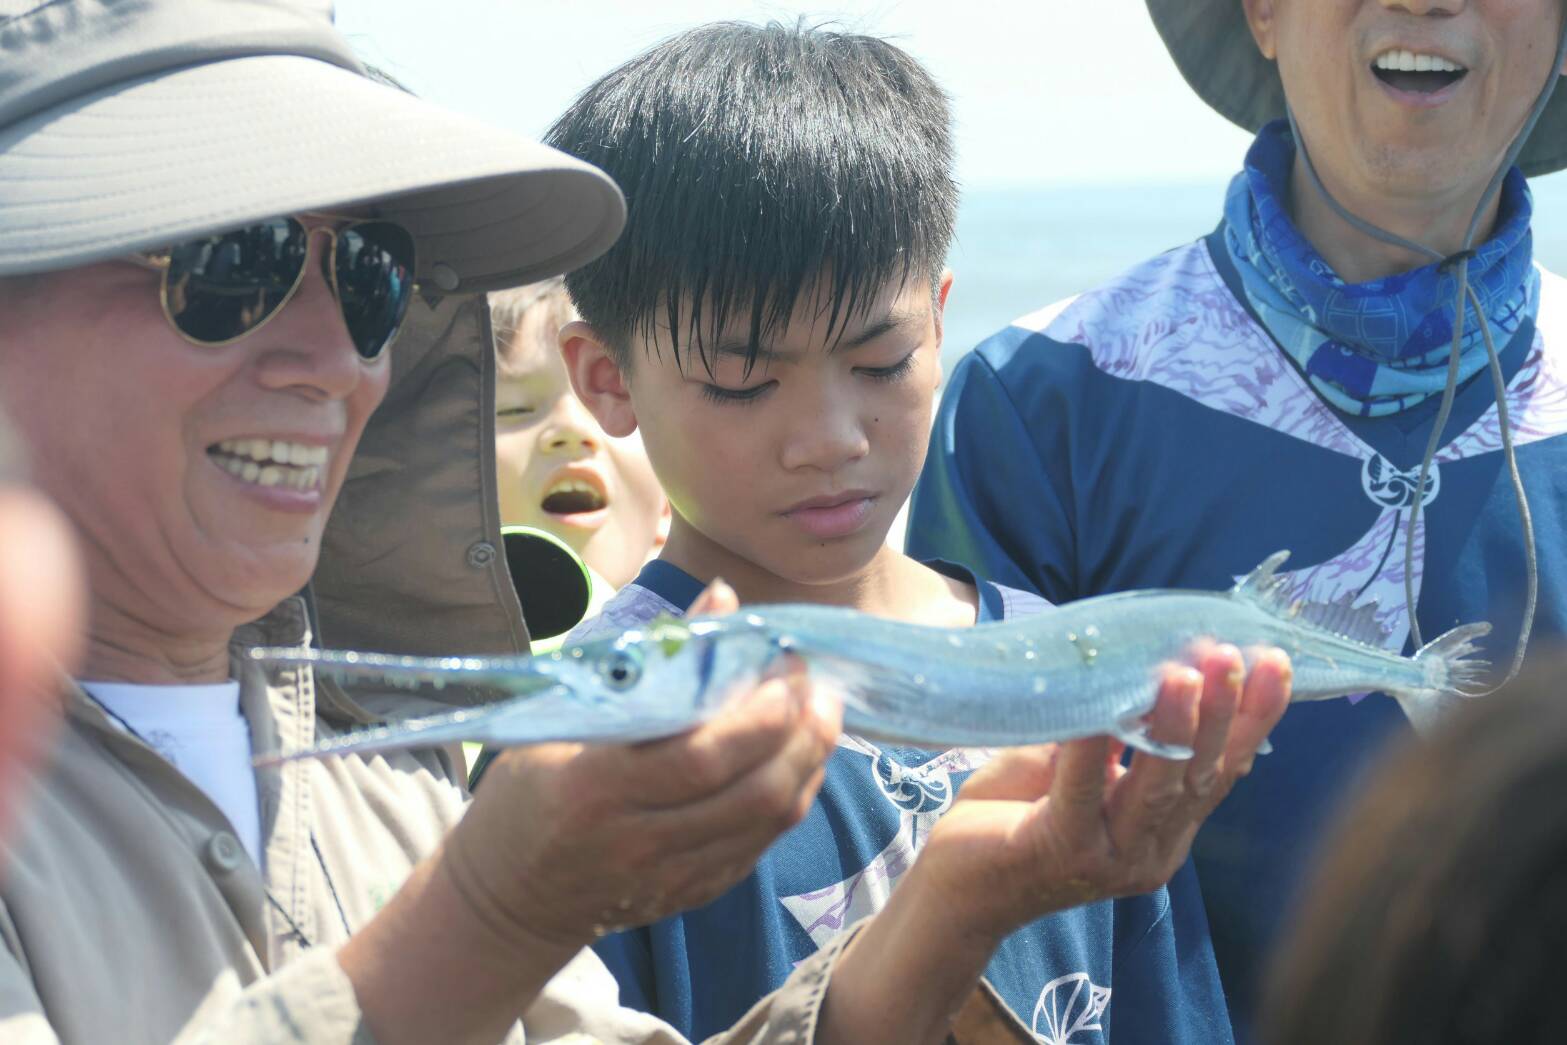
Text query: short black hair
546 20 957 375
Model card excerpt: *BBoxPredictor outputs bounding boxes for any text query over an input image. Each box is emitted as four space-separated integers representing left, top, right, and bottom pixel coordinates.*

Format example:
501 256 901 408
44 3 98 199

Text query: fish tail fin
1392 622 1493 735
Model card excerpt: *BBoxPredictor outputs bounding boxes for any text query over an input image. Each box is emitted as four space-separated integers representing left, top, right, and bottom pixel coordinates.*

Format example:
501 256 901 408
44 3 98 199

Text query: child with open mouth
491 279 669 592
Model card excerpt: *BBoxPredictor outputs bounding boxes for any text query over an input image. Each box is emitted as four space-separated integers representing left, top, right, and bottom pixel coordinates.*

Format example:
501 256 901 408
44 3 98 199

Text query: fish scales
252 552 1493 764
745 590 1423 748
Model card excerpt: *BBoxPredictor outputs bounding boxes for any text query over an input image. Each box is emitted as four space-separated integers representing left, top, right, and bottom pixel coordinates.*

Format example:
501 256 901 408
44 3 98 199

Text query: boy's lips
782 491 877 540
539 464 611 530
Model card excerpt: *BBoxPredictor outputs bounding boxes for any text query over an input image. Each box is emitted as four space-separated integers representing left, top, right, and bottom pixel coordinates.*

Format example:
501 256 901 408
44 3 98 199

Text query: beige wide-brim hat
1146 0 1567 177
0 0 625 292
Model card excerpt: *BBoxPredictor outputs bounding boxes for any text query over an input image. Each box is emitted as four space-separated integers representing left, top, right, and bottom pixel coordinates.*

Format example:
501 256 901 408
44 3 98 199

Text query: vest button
466 541 497 569
430 262 461 292
204 832 245 874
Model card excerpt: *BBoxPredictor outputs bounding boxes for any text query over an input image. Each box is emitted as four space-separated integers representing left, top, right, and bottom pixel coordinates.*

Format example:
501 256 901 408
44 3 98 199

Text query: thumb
959 745 1059 802
685 577 738 617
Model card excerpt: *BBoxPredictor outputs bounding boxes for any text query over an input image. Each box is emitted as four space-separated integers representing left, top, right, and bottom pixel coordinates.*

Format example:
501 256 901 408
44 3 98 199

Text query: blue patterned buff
1222 120 1538 417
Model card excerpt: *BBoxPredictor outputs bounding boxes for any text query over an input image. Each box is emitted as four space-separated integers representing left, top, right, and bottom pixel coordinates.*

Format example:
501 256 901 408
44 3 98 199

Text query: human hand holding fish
442 578 841 944
272 553 1487 1044
813 642 1292 1045
339 580 844 1044
917 641 1290 930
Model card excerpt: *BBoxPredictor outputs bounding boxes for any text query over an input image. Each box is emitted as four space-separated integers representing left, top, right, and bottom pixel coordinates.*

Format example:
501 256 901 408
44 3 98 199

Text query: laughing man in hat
910 0 1567 1036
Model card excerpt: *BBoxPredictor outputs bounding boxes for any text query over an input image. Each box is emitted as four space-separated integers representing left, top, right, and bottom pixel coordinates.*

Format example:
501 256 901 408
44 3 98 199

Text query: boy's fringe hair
546 20 957 376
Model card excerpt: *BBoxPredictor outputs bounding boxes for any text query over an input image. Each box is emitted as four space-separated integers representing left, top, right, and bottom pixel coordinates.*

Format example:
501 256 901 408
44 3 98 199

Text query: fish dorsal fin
1293 592 1389 647
1230 551 1296 616
1229 552 1390 647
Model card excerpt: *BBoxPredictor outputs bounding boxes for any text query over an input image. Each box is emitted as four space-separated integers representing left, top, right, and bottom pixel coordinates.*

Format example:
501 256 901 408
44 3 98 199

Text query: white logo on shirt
1032 972 1111 1044
777 738 992 946
1361 453 1440 510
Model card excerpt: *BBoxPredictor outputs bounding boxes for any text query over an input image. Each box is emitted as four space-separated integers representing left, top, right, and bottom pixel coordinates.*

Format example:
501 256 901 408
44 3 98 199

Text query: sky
334 0 1567 360
334 0 1259 190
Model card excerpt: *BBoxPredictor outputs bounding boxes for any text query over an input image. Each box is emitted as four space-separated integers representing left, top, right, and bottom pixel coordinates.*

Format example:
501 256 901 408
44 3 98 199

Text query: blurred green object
501 525 612 649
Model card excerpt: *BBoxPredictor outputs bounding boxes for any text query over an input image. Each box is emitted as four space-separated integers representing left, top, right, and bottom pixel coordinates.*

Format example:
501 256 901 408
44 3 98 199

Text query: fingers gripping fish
253 553 1490 765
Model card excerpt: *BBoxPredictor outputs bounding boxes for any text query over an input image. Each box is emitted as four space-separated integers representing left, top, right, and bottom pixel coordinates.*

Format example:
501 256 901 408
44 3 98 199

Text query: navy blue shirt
575 558 1235 1043
907 232 1567 1038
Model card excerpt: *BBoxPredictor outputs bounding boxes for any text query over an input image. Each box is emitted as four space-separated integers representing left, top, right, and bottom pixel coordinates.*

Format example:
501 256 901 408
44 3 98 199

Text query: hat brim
1146 0 1567 177
0 54 626 291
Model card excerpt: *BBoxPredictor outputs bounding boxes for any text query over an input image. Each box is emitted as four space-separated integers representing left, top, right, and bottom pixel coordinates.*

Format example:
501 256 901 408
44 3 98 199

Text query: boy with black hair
548 20 1288 1043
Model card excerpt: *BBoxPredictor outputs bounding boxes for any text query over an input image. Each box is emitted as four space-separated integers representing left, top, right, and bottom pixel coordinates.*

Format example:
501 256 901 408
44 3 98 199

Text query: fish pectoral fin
1112 715 1195 761
1255 735 1274 756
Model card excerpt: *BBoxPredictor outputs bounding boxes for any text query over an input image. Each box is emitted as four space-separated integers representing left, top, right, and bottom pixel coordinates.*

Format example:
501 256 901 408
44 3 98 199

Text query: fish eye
599 649 642 690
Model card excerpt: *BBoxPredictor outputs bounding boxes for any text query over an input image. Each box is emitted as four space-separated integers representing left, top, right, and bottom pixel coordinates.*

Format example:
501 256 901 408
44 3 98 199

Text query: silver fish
254 552 1490 764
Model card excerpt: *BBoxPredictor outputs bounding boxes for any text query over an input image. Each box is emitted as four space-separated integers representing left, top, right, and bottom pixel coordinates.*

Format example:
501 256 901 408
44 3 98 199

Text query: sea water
943 174 1567 373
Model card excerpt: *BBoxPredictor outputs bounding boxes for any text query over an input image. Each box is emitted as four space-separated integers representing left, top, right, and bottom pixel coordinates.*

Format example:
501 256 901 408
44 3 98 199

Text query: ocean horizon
943 175 1567 373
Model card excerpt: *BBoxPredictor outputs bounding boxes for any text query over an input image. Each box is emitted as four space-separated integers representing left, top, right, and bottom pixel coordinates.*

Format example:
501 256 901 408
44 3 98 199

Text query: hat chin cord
1283 19 1567 693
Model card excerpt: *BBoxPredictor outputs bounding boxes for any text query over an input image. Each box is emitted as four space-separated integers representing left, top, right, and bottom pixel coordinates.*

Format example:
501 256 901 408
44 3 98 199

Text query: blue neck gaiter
1222 120 1538 417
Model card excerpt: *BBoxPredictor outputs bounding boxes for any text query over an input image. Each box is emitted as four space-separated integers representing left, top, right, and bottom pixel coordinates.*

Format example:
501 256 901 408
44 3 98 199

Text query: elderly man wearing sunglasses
0 4 846 1043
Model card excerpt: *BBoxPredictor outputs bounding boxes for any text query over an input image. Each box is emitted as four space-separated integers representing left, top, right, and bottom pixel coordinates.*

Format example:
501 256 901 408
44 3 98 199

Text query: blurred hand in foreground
0 484 85 844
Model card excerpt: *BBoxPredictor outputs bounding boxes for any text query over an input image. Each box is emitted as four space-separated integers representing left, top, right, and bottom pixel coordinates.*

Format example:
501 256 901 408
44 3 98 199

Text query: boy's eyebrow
835 309 922 351
706 308 923 362
710 342 795 363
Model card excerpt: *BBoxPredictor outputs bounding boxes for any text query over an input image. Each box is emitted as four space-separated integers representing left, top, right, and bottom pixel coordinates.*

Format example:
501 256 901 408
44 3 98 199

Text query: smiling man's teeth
210 438 328 492
214 438 329 467
1374 49 1464 73
214 455 321 491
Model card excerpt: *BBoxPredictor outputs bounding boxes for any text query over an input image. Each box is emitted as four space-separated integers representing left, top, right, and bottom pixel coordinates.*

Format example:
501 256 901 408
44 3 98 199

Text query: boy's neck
659 520 975 626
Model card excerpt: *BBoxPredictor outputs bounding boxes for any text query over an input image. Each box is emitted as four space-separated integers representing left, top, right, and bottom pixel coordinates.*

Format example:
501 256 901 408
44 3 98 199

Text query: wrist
897 853 1012 958
817 861 1005 1045
443 813 597 956
340 845 587 1045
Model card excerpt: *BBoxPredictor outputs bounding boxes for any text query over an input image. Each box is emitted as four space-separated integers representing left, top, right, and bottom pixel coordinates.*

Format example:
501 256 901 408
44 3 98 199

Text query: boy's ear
560 320 638 438
931 269 955 391
935 269 955 336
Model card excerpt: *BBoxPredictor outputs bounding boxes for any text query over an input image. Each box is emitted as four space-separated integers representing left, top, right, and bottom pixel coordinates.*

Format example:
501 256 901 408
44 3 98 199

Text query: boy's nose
780 407 869 473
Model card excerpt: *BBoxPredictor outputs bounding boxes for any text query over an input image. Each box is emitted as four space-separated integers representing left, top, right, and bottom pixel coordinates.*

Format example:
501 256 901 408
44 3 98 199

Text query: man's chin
206 537 323 611
1354 135 1487 199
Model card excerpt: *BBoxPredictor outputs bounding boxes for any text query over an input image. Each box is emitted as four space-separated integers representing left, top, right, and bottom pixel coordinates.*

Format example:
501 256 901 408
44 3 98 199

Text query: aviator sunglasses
130 215 418 361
